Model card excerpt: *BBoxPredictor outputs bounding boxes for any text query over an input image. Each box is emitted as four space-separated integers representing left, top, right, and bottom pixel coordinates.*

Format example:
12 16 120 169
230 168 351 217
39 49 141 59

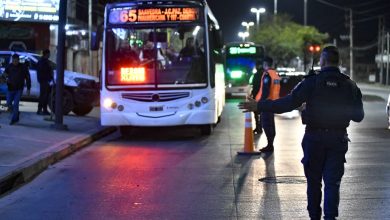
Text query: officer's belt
305 126 346 133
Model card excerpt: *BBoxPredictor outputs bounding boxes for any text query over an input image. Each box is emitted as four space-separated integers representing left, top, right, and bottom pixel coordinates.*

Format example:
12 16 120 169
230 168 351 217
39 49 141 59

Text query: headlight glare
103 98 113 109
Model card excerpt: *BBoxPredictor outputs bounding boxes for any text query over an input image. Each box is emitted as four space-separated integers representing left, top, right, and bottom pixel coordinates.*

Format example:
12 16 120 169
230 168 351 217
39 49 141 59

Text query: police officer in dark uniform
238 45 364 220
250 59 263 134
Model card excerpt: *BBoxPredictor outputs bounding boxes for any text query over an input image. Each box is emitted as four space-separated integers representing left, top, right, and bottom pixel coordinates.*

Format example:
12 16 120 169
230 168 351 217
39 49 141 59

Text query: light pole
241 21 254 33
250 7 266 29
238 32 249 42
304 0 307 25
274 0 277 15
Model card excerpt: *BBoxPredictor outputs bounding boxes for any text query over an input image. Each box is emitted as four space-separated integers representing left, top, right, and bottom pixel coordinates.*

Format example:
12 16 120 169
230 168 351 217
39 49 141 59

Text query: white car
387 94 390 129
0 51 99 116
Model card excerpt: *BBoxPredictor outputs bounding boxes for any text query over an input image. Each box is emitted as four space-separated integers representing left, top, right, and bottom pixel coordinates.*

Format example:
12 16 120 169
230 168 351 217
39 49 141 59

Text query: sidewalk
0 102 116 195
357 82 390 101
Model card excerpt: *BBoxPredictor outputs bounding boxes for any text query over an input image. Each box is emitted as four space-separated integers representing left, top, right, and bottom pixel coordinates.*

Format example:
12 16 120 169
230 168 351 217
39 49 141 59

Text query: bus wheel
200 124 213 135
120 126 133 138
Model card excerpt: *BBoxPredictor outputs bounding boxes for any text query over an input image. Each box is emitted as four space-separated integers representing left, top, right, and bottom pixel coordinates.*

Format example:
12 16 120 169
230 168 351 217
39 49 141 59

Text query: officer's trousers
253 111 262 131
261 112 275 146
301 129 348 220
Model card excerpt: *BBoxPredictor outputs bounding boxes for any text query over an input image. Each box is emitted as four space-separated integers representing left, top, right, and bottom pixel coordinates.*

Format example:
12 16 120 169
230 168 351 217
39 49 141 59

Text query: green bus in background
225 42 265 97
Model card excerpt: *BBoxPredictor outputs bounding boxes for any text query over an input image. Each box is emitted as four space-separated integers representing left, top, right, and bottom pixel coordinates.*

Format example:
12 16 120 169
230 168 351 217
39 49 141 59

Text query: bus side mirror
214 29 224 50
91 31 99 51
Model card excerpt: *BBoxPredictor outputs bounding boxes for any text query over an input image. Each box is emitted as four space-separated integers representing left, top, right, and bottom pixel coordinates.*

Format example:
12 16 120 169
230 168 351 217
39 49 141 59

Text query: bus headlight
188 103 194 110
103 98 117 109
103 98 113 109
201 97 209 104
195 101 201 107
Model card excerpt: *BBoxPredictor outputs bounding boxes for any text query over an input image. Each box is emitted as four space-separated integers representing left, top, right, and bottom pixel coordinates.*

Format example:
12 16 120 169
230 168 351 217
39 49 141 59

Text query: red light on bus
315 45 321 52
120 67 146 83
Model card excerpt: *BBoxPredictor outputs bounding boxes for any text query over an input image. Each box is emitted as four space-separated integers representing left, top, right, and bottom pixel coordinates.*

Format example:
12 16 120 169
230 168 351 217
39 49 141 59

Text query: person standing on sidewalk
36 49 53 115
254 56 280 152
4 54 31 125
238 45 364 220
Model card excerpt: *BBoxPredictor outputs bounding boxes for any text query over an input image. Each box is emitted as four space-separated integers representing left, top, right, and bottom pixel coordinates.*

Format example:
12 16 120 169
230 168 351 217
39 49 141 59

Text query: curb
0 126 117 196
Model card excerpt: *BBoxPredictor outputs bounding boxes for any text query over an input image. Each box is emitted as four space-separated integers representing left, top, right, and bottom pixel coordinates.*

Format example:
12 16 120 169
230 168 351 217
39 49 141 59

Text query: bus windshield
106 25 207 88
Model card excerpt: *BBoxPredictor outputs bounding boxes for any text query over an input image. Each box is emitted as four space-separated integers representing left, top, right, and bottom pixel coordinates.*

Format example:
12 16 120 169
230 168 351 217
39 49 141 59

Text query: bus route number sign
228 47 257 55
109 7 199 24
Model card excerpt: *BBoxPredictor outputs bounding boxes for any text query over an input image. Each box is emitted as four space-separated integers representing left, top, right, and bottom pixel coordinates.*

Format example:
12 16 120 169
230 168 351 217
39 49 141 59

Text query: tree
250 14 328 67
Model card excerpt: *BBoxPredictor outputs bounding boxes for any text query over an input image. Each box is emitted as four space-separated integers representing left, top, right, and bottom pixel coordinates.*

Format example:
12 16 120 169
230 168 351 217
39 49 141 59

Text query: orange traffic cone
237 112 261 155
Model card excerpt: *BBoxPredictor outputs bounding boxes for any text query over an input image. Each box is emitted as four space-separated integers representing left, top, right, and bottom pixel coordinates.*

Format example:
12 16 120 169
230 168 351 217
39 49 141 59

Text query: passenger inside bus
139 40 166 68
178 37 205 83
115 42 140 68
179 37 202 59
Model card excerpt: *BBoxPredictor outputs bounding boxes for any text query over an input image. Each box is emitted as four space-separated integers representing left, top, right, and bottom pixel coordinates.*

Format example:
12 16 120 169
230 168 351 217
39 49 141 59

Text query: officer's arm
260 74 271 101
258 78 311 113
350 85 364 122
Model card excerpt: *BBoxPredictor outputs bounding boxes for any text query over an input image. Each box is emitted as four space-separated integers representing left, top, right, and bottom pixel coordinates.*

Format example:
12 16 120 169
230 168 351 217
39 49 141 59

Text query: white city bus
100 0 225 135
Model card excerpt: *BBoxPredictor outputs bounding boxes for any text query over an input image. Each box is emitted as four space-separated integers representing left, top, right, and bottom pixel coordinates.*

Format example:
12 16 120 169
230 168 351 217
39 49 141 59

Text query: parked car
277 68 305 98
387 93 390 129
0 51 99 116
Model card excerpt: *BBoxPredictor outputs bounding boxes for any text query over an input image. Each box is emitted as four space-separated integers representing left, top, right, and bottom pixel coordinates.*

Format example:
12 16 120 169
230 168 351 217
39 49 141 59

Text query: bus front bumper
101 110 216 126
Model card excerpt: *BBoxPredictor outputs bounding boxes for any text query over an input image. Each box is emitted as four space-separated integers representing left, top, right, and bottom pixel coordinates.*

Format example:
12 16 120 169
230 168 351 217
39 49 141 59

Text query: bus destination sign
109 7 199 24
229 47 257 55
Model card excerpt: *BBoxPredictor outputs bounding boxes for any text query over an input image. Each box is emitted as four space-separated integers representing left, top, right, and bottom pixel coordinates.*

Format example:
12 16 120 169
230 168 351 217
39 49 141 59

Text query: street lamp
250 7 266 28
274 0 278 15
241 21 254 32
238 31 249 42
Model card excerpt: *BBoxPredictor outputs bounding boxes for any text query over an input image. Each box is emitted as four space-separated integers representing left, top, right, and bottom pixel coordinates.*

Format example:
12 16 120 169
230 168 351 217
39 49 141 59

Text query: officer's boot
259 145 274 152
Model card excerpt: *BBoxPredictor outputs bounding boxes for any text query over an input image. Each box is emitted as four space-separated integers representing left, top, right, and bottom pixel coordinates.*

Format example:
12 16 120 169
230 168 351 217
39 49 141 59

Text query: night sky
208 0 390 46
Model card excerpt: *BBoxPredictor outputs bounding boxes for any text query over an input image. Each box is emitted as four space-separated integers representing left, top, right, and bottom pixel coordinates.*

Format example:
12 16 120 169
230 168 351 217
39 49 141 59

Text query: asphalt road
0 99 389 220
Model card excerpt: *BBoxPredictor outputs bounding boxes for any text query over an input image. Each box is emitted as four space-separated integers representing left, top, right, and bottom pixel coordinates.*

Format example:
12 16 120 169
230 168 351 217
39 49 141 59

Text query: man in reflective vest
255 56 280 152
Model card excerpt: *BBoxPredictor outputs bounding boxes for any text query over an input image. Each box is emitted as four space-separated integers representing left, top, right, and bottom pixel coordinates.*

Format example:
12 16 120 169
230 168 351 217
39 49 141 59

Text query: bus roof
226 42 258 47
106 0 207 7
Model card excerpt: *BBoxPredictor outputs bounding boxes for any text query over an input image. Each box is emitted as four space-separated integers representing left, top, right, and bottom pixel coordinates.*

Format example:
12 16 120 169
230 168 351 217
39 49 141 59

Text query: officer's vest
255 69 280 101
303 71 355 128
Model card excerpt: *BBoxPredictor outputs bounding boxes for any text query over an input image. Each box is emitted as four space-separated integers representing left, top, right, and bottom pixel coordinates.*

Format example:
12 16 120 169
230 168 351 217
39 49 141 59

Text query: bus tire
72 105 93 116
200 124 213 135
120 126 133 138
